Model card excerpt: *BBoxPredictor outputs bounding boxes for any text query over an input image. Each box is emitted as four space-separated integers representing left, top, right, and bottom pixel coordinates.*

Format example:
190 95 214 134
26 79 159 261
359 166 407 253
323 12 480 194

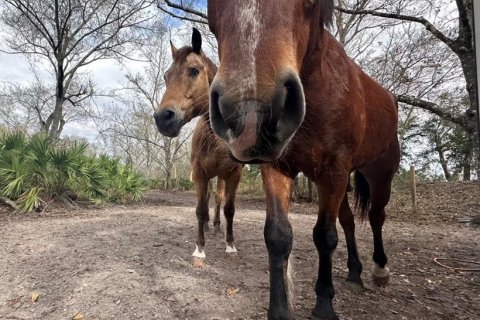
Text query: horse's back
353 68 399 169
325 33 399 169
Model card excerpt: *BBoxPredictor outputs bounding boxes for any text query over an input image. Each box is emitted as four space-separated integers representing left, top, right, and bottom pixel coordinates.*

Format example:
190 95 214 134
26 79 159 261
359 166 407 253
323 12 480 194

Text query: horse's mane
320 0 334 29
305 0 334 60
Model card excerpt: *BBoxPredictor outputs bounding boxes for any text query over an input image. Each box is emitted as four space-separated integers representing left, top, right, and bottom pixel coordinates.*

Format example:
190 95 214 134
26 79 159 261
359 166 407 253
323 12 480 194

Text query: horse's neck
300 31 355 106
302 31 345 82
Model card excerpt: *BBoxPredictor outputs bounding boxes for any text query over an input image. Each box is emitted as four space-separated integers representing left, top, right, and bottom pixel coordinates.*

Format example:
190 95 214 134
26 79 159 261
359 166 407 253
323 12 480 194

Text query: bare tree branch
335 6 459 52
158 0 207 21
397 94 471 129
157 4 207 24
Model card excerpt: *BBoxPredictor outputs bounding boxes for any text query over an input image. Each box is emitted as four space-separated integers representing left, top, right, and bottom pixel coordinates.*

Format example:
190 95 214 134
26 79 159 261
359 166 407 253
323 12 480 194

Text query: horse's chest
282 130 353 180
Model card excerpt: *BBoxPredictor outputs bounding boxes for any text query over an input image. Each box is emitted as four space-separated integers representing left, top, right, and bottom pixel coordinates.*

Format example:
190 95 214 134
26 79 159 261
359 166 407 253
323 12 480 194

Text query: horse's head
154 28 215 137
208 0 333 162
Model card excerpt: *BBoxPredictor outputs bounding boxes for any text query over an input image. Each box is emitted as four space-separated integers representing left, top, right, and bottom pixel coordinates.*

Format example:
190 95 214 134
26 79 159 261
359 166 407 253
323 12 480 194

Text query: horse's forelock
174 47 195 63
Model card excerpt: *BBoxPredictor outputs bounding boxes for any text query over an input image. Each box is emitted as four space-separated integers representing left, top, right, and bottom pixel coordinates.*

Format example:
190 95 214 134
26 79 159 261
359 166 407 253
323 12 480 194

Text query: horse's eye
189 67 200 78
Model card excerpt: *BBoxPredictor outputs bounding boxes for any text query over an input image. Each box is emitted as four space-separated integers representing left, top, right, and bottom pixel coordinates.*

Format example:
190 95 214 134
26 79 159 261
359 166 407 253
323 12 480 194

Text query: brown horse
207 1 400 319
154 28 243 266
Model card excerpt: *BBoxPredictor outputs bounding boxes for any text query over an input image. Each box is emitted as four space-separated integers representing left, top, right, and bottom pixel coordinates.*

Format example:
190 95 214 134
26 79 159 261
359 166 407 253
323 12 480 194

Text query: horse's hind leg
223 168 241 253
364 181 391 286
361 140 400 286
338 193 363 292
192 173 210 267
213 178 225 234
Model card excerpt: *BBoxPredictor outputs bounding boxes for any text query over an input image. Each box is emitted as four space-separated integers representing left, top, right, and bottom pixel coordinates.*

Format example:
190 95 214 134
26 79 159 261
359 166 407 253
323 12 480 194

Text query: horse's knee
313 223 338 252
264 219 293 257
195 202 209 221
224 201 235 218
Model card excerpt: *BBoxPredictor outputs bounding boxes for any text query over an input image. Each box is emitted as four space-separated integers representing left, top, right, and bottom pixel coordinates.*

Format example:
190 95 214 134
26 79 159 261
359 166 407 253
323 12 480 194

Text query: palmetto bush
0 131 145 212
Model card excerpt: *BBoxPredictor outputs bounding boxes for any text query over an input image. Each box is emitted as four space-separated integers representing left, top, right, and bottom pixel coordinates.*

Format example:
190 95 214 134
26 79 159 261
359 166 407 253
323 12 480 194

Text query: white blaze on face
236 0 261 99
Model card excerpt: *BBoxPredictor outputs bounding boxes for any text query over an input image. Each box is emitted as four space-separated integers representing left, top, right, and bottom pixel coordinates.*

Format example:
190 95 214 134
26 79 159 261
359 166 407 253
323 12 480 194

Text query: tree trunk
457 51 479 177
307 178 314 203
437 147 452 181
462 134 474 180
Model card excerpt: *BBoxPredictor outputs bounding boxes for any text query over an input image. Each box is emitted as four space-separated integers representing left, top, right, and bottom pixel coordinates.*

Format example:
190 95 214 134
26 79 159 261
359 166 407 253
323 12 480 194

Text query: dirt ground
1 182 479 320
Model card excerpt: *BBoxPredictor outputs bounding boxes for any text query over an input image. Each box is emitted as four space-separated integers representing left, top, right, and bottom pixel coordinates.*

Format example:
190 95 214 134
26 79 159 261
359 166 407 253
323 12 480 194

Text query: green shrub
0 131 145 212
178 178 194 191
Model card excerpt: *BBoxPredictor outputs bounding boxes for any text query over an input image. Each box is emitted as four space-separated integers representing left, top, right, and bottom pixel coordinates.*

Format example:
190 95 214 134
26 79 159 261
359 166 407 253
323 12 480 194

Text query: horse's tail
354 170 370 221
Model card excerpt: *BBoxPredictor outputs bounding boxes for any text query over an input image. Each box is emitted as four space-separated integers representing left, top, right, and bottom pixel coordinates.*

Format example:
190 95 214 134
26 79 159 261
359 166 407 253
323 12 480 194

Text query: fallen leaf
72 311 84 320
31 292 40 302
226 287 239 298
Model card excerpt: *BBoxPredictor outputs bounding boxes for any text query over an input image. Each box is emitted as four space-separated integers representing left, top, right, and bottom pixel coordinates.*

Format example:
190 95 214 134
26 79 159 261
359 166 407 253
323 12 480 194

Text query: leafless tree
0 0 157 139
337 0 478 178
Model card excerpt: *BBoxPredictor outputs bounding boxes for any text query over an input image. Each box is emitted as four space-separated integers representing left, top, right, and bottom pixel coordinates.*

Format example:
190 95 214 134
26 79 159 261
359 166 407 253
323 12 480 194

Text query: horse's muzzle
153 108 182 137
210 71 305 162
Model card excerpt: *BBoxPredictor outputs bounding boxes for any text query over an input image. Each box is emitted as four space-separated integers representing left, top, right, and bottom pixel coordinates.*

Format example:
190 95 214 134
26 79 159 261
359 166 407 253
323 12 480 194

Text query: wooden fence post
409 165 417 213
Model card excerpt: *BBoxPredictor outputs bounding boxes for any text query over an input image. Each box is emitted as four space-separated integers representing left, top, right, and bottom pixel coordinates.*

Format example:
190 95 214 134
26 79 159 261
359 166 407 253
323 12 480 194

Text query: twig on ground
0 197 18 210
434 258 480 272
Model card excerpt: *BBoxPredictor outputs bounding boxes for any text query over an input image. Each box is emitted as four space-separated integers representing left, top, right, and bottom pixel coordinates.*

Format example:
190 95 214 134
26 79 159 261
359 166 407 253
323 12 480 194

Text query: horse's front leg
223 168 241 253
192 172 210 267
311 172 349 320
262 165 296 320
213 178 225 234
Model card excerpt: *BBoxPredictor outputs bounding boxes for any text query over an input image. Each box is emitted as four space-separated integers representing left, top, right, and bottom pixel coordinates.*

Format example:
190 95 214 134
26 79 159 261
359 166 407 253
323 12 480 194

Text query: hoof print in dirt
192 257 206 268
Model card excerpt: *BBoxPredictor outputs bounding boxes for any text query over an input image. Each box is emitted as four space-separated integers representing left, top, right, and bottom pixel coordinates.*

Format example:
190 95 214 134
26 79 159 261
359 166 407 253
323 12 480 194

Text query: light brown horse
154 28 243 266
207 1 400 319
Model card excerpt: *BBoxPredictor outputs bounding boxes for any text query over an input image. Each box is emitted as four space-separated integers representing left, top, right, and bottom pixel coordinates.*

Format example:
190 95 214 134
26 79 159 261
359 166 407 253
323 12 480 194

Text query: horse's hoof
192 256 206 268
311 310 339 320
192 245 206 267
345 279 364 293
311 299 338 320
225 244 237 253
372 263 390 286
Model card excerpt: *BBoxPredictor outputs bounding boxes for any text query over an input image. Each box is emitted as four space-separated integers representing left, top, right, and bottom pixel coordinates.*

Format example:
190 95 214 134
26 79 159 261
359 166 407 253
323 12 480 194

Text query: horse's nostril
162 109 175 121
282 75 304 114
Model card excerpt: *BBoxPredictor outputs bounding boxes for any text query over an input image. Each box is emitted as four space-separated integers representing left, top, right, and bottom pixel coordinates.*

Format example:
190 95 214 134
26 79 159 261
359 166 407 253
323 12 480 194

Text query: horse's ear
170 40 178 57
192 27 202 54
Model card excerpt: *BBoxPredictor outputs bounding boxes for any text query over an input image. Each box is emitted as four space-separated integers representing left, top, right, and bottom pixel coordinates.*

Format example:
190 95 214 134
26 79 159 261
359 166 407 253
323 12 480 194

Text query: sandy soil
1 183 479 320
